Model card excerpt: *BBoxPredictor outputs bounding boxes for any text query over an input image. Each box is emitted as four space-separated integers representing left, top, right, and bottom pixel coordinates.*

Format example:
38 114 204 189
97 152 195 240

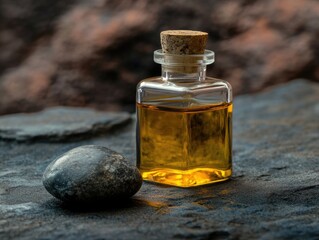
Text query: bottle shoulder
137 76 231 91
136 76 232 107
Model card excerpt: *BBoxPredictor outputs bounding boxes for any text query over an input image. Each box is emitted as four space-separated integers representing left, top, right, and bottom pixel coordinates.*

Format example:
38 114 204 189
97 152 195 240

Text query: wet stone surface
0 79 319 239
43 145 142 202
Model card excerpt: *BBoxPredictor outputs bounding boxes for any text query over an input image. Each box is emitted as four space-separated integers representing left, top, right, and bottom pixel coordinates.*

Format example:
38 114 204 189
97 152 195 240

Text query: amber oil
136 102 232 187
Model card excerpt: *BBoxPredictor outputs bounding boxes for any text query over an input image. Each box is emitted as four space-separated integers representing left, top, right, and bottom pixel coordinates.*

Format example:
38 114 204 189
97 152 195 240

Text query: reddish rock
0 0 318 114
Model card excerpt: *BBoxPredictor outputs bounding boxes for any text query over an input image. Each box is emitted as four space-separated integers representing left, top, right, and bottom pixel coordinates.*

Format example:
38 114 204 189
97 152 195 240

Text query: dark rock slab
0 107 131 141
0 79 318 239
43 145 142 202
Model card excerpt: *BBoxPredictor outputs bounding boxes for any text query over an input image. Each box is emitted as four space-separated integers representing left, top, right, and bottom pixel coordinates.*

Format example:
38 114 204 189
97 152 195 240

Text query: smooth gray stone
0 107 130 141
42 145 142 202
0 79 318 239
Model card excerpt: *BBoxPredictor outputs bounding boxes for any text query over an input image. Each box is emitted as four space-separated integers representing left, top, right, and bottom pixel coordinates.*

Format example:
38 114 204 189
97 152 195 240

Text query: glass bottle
136 32 232 188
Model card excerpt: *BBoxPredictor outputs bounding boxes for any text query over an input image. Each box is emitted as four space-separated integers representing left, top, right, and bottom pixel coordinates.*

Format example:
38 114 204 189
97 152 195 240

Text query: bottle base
140 168 232 188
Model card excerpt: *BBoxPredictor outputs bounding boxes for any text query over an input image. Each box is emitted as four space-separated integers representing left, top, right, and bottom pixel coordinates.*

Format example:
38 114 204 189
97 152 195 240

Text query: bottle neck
161 65 207 82
154 49 214 82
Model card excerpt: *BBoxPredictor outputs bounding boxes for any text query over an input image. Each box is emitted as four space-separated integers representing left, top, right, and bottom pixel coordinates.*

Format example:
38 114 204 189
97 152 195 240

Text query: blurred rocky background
0 0 318 114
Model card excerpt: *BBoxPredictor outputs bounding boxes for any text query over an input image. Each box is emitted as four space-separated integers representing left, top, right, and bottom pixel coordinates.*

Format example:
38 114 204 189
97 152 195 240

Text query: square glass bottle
136 30 232 187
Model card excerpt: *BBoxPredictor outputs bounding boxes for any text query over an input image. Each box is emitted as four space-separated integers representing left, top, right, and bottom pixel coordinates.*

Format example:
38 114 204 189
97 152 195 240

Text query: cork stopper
161 30 208 55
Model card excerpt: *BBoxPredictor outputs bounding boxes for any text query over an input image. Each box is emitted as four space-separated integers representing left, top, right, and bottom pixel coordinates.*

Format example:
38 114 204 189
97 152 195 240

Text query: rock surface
0 107 130 141
43 145 142 202
0 0 319 114
0 79 318 239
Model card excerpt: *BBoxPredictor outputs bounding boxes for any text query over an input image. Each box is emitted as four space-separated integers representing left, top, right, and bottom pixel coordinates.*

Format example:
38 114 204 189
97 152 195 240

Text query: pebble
42 145 142 202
